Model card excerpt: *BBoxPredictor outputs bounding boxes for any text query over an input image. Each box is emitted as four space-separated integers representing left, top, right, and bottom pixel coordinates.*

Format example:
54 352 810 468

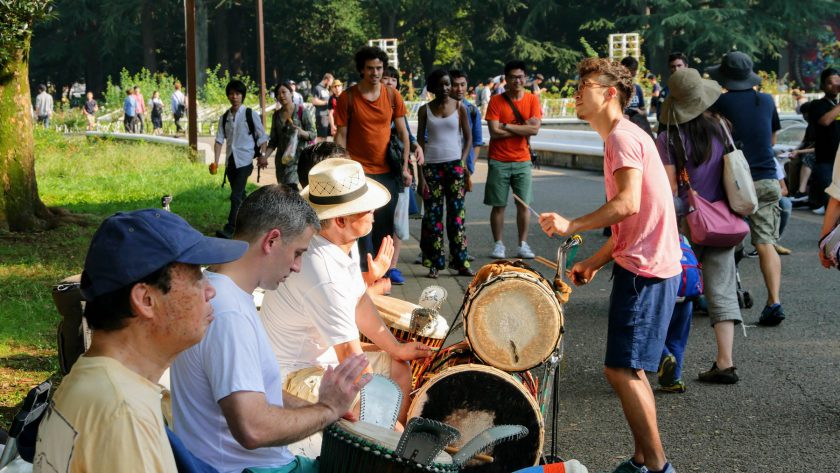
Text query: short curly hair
577 58 634 110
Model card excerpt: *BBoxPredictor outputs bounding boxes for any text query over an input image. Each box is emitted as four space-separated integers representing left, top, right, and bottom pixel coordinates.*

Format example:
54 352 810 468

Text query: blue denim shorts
605 264 679 372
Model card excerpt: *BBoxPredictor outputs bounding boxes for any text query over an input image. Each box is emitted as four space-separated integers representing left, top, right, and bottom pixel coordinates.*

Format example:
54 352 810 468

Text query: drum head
465 274 562 371
408 364 543 472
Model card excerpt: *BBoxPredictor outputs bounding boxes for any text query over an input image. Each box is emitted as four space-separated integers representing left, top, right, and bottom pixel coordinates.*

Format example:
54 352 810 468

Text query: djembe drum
367 294 449 382
460 261 564 372
408 364 544 472
319 419 458 473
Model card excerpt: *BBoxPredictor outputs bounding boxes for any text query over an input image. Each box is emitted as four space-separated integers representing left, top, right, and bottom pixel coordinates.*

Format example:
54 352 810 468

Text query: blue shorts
605 264 679 372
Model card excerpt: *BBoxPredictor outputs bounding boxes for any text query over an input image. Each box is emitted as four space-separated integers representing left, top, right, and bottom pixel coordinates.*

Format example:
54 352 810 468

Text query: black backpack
221 107 261 159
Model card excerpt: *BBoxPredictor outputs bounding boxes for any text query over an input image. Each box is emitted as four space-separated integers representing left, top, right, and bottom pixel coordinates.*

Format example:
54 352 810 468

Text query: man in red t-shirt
484 60 542 259
334 46 411 272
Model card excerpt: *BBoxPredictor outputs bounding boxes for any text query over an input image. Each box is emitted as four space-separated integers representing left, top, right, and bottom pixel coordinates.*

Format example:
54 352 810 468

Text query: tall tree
618 0 837 79
0 1 56 231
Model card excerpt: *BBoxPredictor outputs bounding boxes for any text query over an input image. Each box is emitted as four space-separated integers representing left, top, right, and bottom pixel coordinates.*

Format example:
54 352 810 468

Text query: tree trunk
0 44 54 231
196 0 209 87
214 6 230 72
141 0 157 73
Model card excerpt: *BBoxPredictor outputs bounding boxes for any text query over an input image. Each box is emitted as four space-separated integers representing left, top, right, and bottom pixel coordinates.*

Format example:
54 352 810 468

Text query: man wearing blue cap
33 209 248 472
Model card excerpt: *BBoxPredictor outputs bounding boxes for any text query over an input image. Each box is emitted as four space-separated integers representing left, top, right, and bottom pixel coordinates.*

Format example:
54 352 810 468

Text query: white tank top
424 103 462 164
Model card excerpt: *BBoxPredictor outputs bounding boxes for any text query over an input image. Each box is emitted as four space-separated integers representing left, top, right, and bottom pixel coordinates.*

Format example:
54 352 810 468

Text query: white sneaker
490 241 506 259
813 206 826 215
517 241 535 259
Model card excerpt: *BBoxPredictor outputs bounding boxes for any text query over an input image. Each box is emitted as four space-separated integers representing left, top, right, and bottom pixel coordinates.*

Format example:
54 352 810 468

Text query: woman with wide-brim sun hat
656 68 742 390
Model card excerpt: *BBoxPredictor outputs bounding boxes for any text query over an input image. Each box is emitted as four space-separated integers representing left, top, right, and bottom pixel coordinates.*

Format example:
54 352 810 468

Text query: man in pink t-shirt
539 58 681 473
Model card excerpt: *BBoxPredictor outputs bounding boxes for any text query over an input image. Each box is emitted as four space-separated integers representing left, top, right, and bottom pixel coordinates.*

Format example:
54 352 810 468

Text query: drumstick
443 445 494 464
512 193 540 219
534 255 557 270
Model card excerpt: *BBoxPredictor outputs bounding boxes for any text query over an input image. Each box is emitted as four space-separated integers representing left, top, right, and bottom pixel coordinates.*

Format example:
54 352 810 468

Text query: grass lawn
0 129 255 426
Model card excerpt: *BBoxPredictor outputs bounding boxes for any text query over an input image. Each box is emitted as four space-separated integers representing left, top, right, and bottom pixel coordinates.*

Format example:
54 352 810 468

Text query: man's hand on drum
568 259 599 287
364 236 395 283
367 277 392 296
395 341 435 362
539 212 574 237
317 354 371 420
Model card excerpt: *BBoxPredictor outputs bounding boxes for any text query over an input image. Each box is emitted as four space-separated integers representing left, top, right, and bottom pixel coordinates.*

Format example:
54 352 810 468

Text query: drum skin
464 272 562 372
408 364 544 472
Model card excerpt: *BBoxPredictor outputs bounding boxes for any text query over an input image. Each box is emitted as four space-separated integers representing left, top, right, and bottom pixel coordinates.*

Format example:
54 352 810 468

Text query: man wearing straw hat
261 158 434 424
707 51 785 326
170 185 371 473
539 57 681 473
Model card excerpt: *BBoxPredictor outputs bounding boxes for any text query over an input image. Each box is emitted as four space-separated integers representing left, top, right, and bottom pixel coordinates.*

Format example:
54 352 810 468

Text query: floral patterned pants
421 160 469 270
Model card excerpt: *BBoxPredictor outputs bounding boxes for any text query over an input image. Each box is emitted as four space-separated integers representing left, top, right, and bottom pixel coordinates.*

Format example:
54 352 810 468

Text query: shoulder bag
670 124 749 247
719 118 758 216
500 93 540 168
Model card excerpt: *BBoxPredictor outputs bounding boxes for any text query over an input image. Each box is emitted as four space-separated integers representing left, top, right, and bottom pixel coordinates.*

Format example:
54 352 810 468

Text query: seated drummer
170 185 371 473
34 209 247 471
260 157 433 423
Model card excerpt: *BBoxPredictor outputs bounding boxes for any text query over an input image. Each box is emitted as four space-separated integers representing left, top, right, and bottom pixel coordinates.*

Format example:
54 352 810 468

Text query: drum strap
359 375 402 430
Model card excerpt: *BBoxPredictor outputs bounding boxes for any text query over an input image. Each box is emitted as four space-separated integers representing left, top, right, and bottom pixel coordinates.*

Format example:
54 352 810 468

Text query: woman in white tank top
417 69 473 278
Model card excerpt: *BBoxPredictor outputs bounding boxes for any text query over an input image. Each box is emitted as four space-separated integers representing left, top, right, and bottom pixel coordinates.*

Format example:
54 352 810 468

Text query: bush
103 66 260 110
201 64 260 106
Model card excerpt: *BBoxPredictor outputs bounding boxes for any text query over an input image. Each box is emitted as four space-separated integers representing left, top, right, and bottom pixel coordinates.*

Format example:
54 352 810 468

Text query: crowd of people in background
28 41 839 473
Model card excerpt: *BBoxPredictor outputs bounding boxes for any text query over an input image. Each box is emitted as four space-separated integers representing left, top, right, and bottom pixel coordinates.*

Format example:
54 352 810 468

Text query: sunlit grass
0 129 255 425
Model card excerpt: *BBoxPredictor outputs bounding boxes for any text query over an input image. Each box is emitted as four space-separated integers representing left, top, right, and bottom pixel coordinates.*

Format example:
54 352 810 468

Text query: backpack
677 235 703 299
221 107 260 158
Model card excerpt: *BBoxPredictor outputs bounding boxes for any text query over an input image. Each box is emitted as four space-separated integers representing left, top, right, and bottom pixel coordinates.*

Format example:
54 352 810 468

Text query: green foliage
580 37 599 58
201 64 259 106
104 68 178 112
102 65 259 109
0 0 53 66
0 130 249 422
618 0 837 65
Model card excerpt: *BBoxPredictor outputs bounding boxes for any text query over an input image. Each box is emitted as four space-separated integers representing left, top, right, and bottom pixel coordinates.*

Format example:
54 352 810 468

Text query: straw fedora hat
301 158 391 220
659 68 722 125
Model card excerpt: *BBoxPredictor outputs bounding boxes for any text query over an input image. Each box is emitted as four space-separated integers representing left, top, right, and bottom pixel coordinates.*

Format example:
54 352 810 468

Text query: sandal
456 267 476 277
427 268 439 279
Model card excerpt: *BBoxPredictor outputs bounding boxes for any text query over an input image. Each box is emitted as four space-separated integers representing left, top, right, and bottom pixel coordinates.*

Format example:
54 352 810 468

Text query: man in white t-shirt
171 185 370 473
261 158 433 423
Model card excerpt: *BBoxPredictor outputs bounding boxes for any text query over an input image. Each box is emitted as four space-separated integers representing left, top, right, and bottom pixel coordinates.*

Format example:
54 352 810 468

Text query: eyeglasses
576 81 611 93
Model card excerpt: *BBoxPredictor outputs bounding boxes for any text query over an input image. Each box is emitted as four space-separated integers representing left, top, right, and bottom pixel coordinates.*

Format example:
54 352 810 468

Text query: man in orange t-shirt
334 46 412 270
484 60 542 259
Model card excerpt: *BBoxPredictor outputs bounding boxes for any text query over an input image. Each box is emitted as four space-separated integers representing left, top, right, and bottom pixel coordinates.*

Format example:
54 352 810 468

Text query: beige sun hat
659 68 722 125
301 158 391 220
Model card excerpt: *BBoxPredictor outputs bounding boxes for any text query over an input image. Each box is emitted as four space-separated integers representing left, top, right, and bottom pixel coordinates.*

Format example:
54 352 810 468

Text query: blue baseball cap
80 209 248 300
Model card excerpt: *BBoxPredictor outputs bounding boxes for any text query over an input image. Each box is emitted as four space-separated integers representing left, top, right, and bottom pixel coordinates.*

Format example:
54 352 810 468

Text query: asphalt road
387 161 840 473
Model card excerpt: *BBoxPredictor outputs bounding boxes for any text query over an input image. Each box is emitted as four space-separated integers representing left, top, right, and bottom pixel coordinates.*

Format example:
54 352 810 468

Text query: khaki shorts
483 159 532 207
749 179 781 245
283 352 393 404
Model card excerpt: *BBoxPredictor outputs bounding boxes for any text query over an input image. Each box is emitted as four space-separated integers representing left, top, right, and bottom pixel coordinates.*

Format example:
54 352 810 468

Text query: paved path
251 154 839 471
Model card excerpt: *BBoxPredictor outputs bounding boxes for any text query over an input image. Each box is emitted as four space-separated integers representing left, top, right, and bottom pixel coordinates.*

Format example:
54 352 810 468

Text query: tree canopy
27 0 839 96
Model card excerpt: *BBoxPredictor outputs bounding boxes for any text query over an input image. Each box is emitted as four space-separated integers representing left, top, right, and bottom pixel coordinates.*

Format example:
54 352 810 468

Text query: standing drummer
539 58 681 473
260 157 433 424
